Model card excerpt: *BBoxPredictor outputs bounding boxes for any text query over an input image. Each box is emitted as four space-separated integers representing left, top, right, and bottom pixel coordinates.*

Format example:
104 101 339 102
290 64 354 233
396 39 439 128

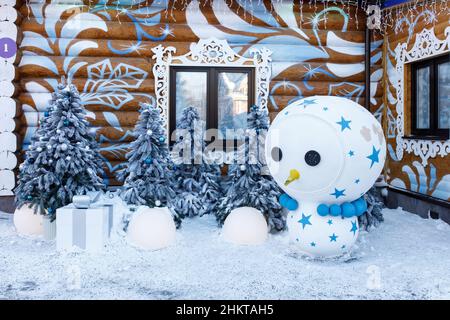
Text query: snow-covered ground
1 208 450 300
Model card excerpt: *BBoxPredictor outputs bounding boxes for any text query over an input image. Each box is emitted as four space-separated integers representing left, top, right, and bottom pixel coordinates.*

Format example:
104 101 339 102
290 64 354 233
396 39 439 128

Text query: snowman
265 96 386 258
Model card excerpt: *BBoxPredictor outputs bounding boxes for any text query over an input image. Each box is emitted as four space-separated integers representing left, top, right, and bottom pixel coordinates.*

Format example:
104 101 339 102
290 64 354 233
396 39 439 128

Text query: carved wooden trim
393 27 450 166
151 37 272 127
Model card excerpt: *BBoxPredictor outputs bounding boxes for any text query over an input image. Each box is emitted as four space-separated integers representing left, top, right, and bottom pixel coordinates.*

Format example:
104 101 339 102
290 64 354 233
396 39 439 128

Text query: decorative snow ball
265 96 386 258
13 206 44 236
223 207 268 245
127 206 176 250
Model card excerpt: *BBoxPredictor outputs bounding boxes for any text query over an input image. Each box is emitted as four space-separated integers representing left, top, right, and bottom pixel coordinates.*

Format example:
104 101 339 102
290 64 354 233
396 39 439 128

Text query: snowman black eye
271 147 283 162
305 150 321 166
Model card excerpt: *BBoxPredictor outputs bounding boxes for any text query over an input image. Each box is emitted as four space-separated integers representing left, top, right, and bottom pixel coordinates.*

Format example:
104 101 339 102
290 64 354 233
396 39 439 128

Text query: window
411 54 449 139
169 66 254 146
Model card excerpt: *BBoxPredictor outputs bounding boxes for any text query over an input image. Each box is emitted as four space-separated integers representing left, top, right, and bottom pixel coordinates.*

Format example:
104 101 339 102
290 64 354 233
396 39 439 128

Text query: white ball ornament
265 96 386 258
13 206 44 236
66 156 71 161
36 147 42 152
60 144 68 151
223 207 268 245
240 165 246 171
56 129 61 134
127 207 176 250
147 129 152 135
155 200 161 207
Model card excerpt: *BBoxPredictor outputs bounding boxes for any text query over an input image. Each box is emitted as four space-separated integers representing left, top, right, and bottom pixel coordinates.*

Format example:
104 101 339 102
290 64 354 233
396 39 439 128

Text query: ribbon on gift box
73 195 91 209
72 209 87 249
73 193 114 236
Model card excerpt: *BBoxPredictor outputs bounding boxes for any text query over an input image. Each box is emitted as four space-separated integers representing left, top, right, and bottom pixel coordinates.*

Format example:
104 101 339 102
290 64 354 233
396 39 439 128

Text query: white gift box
56 203 113 252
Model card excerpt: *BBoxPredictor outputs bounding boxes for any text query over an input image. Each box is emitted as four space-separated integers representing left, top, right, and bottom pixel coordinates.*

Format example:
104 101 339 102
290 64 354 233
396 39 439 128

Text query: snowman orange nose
284 169 300 186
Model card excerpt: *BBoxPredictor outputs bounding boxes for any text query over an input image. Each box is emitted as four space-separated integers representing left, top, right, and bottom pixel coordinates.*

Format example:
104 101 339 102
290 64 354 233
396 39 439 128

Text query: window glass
217 72 248 139
438 61 450 129
416 66 430 129
175 71 207 124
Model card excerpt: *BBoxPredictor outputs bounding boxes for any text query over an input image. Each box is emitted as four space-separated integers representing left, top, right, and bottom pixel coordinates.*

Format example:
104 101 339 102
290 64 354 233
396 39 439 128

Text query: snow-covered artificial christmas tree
116 102 182 227
359 182 386 231
215 104 286 232
170 106 222 218
15 78 104 217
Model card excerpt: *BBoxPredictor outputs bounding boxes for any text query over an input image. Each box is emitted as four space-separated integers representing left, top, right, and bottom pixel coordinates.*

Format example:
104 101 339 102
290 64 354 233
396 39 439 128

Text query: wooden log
0 97 21 118
19 92 153 112
19 56 380 82
0 62 18 81
269 80 383 97
0 0 18 196
273 63 382 82
0 81 20 97
20 18 366 45
0 131 17 152
22 0 362 15
0 150 18 170
0 169 15 196
22 110 139 127
18 55 152 77
93 126 136 142
16 124 137 144
20 37 377 64
20 2 365 31
268 95 375 112
387 24 449 52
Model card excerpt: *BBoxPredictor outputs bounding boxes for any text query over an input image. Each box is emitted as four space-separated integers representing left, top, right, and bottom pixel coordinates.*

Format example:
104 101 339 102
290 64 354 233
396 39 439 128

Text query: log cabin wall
0 0 19 211
16 0 383 186
383 1 449 202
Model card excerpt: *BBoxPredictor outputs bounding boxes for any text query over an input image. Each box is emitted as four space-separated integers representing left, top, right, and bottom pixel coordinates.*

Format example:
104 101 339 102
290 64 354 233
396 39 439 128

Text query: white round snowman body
265 96 386 258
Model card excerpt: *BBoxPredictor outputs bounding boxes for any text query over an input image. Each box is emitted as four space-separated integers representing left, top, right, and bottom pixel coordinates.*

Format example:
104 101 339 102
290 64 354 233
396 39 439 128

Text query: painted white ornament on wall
151 37 272 127
265 96 386 257
393 26 450 166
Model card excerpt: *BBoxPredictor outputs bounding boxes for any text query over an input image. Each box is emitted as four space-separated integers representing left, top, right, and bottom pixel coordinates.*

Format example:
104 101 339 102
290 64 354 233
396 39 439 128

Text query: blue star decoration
298 213 312 229
350 221 358 236
327 219 333 225
301 99 317 107
284 111 289 115
323 107 329 111
336 116 351 131
348 150 355 157
296 238 299 242
330 188 346 199
341 245 346 249
355 178 360 184
329 233 338 242
367 146 381 168
310 242 316 247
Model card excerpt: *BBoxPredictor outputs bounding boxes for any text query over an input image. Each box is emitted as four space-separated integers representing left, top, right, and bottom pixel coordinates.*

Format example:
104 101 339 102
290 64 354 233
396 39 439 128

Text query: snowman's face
265 96 386 204
266 113 345 201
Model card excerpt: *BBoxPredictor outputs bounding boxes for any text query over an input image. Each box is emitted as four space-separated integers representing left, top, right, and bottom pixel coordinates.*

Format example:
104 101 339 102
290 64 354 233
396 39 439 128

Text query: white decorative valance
393 26 450 166
151 37 272 125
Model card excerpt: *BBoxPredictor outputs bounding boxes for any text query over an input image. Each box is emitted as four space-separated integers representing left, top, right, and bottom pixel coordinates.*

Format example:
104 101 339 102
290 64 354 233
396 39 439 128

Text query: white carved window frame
151 37 272 134
393 26 450 166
